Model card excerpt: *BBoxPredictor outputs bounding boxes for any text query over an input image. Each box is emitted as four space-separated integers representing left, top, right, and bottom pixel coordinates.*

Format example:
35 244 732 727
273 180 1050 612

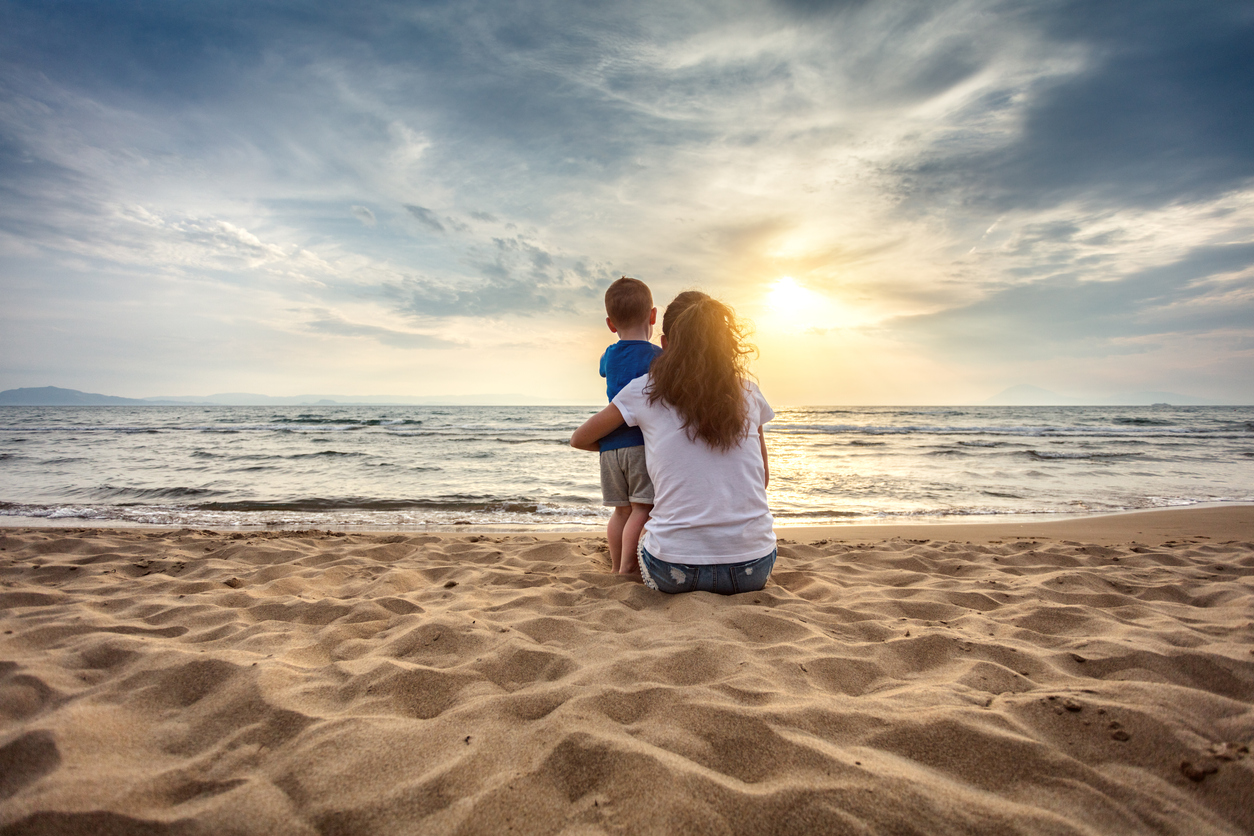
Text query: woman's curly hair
646 292 757 451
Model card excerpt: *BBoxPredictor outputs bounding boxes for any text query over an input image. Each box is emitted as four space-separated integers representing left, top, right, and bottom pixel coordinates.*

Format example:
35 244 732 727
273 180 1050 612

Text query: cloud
403 204 445 232
2 0 1252 400
891 242 1254 359
385 276 559 319
899 1 1254 211
304 313 462 349
382 237 609 319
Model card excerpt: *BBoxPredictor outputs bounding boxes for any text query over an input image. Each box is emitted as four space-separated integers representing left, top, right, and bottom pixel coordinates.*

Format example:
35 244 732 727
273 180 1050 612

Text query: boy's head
604 276 655 334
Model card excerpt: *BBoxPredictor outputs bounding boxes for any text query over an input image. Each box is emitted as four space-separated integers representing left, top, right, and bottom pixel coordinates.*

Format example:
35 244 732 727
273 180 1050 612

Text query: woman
571 292 775 594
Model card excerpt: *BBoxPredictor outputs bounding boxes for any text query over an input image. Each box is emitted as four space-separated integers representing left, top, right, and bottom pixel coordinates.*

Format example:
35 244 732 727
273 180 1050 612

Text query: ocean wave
0 500 611 527
0 425 168 434
1023 450 1139 461
74 486 222 501
1112 417 1174 426
768 422 1248 439
286 450 367 459
412 432 567 445
190 495 579 513
532 504 603 517
191 449 366 462
128 487 222 500
269 416 425 426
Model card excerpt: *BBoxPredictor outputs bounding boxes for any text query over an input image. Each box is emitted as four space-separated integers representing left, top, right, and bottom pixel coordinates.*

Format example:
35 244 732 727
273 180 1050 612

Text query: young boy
596 277 663 575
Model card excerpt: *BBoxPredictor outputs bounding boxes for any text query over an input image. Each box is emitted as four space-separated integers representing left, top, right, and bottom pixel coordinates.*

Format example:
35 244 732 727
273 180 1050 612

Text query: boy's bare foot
617 560 643 582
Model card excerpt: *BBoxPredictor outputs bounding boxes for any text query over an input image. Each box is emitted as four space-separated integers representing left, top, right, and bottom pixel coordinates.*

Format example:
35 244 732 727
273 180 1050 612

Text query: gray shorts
600 445 655 506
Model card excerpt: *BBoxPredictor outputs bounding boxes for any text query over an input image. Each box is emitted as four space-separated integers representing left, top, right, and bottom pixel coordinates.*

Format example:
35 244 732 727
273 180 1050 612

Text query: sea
1 405 1251 531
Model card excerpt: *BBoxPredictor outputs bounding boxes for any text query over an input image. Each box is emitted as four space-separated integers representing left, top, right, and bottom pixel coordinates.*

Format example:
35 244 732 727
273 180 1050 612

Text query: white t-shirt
613 376 775 565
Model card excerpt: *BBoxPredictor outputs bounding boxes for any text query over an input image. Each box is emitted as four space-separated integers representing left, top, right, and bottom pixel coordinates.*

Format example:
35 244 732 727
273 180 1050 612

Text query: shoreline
2 502 1251 545
779 502 1254 545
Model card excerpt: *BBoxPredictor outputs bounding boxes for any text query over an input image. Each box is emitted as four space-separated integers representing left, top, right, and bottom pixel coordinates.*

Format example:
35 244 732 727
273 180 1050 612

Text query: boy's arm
759 426 770 489
571 404 626 452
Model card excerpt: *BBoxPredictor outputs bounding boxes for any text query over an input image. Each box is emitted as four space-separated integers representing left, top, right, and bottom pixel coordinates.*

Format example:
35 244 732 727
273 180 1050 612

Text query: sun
759 275 868 332
767 276 813 312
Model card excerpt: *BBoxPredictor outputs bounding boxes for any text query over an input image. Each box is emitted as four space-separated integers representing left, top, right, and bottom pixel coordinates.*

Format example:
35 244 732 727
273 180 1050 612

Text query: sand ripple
0 526 1251 834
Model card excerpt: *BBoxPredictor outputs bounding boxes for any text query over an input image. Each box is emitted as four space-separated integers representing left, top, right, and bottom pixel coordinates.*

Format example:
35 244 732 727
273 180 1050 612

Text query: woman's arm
759 426 770 488
570 403 626 452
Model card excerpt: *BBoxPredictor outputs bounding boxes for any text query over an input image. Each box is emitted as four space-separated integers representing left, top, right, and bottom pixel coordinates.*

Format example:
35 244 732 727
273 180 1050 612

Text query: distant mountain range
0 386 571 406
982 384 1224 406
0 386 151 405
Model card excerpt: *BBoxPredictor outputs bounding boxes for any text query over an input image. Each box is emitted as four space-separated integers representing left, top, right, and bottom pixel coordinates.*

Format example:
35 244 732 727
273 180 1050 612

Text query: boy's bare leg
607 505 630 573
618 502 651 577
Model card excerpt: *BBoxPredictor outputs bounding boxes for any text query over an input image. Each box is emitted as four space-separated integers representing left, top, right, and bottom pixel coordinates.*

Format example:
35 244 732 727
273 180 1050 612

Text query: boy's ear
648 307 657 325
606 316 618 333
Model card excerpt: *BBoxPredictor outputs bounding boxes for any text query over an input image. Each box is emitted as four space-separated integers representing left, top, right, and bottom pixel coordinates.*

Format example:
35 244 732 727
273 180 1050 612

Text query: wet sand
1 506 1251 834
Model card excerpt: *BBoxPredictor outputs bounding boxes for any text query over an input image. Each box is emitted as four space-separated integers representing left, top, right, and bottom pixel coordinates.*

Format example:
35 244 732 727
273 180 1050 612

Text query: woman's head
661 290 707 340
648 292 756 451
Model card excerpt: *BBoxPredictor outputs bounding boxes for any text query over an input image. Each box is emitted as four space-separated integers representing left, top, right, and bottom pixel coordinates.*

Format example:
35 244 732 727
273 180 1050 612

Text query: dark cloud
893 242 1254 359
404 204 445 232
0 0 682 191
0 1 269 104
907 0 1254 211
487 236 553 279
0 101 98 231
10 0 1250 214
770 0 872 18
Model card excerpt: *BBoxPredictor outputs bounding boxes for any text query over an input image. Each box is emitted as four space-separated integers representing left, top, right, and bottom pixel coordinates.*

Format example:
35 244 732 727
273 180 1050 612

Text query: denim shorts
638 545 776 595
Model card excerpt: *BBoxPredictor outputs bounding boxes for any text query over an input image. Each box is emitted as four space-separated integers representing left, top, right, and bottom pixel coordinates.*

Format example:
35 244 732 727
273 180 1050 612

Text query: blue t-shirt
598 339 663 452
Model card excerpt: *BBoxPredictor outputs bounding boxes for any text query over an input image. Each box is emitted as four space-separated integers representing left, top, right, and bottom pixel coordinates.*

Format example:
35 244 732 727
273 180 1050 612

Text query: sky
1 0 1252 405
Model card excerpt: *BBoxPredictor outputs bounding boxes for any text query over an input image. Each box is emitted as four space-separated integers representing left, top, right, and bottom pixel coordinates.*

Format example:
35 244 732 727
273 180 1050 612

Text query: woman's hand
570 403 627 451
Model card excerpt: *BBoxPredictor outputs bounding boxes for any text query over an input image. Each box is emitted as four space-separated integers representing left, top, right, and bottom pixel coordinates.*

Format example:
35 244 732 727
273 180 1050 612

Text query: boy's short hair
604 277 653 329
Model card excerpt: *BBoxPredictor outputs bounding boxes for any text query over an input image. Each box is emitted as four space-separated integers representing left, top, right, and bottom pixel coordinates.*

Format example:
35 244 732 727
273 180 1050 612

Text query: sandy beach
1 506 1251 834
